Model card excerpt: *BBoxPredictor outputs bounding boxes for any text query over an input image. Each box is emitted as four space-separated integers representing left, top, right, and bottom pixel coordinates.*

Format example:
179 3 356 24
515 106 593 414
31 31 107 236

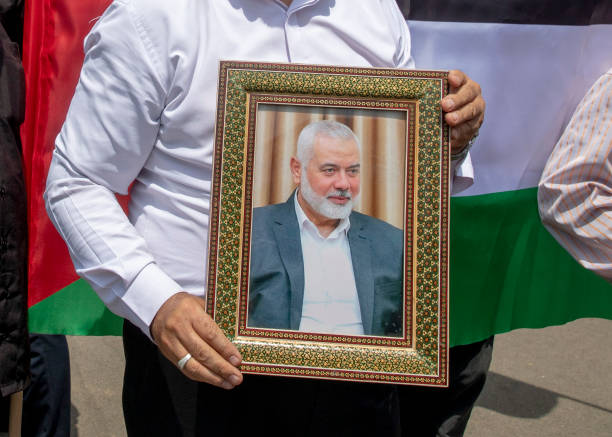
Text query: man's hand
151 292 243 389
441 70 486 154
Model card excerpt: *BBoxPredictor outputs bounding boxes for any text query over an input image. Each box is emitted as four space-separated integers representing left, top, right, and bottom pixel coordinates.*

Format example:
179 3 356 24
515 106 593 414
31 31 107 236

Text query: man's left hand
441 70 485 154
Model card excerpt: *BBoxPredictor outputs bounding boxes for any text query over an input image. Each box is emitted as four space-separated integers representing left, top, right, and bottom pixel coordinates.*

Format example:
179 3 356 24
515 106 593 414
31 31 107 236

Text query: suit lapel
348 213 374 335
270 194 305 330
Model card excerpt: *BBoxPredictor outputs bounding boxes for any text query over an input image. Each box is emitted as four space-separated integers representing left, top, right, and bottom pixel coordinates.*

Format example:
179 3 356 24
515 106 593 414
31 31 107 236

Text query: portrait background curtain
253 105 408 230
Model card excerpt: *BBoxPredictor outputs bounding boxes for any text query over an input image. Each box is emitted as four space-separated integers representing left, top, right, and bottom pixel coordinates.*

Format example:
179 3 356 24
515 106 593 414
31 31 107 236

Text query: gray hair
296 120 361 167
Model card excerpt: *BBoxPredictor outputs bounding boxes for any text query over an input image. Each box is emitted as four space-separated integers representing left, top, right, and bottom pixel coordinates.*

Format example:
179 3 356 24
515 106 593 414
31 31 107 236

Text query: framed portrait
207 61 450 386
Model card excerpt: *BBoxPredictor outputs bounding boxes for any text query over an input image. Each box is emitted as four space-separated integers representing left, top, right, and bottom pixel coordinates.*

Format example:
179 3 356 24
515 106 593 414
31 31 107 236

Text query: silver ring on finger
177 352 192 371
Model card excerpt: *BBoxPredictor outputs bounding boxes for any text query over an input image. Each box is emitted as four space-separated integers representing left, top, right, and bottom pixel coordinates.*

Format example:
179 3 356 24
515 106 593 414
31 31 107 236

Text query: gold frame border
207 61 450 386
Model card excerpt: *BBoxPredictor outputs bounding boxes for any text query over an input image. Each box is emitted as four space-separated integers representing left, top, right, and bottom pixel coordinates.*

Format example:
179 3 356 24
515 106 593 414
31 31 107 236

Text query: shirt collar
273 0 321 14
294 190 351 239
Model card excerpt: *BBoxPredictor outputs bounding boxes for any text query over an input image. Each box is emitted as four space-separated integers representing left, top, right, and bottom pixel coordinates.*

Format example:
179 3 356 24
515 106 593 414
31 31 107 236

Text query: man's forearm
44 149 182 336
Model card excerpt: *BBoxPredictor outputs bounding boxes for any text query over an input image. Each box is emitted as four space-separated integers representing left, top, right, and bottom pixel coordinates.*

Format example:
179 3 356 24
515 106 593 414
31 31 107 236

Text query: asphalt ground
66 318 612 436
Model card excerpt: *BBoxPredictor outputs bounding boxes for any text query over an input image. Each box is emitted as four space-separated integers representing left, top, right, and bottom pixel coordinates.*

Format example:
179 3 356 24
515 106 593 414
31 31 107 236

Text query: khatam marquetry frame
207 61 450 386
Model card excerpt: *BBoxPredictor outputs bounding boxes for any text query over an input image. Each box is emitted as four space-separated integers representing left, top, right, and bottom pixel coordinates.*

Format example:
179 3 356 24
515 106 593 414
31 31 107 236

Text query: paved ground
465 318 612 437
67 318 612 436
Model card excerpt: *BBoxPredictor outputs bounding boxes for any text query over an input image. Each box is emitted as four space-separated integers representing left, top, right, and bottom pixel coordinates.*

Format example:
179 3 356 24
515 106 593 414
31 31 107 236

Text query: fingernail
449 113 458 123
444 98 454 110
222 381 233 390
229 355 241 366
229 375 241 385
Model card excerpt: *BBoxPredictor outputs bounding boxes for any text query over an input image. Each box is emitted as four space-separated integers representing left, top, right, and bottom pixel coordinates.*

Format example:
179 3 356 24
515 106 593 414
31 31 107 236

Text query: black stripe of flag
396 0 612 25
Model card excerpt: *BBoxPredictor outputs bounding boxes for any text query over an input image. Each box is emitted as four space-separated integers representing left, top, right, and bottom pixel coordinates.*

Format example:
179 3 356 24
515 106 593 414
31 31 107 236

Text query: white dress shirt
538 68 612 283
44 0 474 338
294 196 364 335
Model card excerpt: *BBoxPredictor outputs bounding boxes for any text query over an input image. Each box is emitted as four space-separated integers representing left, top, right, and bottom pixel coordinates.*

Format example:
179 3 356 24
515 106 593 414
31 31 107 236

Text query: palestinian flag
403 0 612 345
23 1 612 344
22 0 122 335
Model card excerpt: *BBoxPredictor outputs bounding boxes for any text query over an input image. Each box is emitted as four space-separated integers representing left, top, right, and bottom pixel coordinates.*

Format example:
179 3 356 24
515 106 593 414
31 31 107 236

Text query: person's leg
125 320 401 437
398 336 494 437
22 334 71 437
195 374 400 437
195 374 318 437
122 321 198 437
308 379 400 437
123 321 333 437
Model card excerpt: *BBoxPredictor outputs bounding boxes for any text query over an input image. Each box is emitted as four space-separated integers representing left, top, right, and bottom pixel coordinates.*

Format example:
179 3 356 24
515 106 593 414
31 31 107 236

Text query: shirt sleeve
537 70 612 284
450 153 474 194
44 0 182 338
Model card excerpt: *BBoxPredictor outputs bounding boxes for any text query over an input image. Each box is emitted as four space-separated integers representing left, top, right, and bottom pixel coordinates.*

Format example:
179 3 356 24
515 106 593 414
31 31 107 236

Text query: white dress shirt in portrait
294 195 364 335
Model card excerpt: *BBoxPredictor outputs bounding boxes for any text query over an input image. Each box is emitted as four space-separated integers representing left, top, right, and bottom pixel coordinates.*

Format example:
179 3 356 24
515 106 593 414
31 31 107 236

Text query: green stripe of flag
450 187 612 346
28 279 122 336
28 187 611 344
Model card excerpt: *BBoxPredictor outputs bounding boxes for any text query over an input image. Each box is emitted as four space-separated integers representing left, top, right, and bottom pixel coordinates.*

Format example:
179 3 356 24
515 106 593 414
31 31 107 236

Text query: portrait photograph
207 61 450 385
246 104 410 341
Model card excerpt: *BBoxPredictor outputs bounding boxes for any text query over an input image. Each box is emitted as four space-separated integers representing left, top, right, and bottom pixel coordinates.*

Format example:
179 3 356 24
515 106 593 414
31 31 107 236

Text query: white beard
300 172 355 220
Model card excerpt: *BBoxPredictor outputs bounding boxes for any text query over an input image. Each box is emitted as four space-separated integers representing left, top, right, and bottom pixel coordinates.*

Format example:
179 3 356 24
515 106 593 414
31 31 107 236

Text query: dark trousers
123 321 492 437
22 334 71 437
398 337 494 437
0 334 71 436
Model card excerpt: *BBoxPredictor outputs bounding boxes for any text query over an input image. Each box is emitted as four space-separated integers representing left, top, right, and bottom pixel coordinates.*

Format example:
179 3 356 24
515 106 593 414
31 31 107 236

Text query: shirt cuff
119 263 183 341
450 152 474 195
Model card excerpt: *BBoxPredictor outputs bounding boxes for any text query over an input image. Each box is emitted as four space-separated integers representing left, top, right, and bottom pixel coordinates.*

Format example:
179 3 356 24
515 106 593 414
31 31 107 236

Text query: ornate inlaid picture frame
207 61 450 386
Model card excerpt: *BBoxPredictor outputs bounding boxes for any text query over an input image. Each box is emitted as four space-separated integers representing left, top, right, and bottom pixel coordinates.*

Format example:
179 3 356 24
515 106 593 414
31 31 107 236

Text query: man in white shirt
248 120 404 337
45 0 486 435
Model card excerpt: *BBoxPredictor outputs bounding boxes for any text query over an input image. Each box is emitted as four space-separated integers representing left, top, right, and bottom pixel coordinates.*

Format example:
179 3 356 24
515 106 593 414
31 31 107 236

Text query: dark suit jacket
248 194 404 337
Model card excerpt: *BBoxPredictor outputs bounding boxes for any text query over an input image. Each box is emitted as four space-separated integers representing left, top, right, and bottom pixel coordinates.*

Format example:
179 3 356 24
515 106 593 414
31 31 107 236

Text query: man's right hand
151 292 243 389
